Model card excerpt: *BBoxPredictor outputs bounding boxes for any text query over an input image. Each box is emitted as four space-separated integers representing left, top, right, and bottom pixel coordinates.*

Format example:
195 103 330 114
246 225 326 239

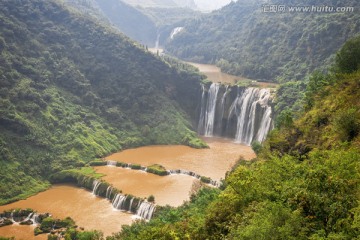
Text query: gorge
4 0 358 239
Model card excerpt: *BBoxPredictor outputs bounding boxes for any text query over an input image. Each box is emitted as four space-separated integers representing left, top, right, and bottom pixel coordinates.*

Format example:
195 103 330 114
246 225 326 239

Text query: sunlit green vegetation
166 0 360 82
108 35 360 240
0 0 204 204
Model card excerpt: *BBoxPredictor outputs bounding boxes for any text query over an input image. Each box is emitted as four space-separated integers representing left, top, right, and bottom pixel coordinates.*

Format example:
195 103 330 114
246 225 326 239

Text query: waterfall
23 212 33 222
112 194 128 210
106 186 113 199
204 83 220 136
197 84 206 134
155 33 160 49
217 85 229 133
107 161 117 167
10 211 16 223
256 105 272 143
136 202 156 220
31 213 39 225
92 180 101 196
197 85 273 144
128 198 134 212
233 88 258 143
170 27 184 40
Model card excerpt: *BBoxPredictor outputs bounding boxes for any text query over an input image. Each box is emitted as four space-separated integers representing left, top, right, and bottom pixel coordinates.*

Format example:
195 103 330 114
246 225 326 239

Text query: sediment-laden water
105 137 255 181
0 185 133 237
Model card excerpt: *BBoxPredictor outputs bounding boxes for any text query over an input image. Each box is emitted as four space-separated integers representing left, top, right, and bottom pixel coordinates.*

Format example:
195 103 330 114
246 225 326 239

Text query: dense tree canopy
0 0 205 204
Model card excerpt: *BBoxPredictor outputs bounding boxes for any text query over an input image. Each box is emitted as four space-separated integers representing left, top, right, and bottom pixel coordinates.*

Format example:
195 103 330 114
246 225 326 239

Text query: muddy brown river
0 185 133 238
95 167 196 207
105 137 255 181
0 138 255 239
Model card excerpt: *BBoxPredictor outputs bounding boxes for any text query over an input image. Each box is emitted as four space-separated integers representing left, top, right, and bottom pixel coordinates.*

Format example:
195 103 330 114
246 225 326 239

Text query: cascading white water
256 105 272 143
197 84 206 134
112 194 127 210
233 88 258 143
128 198 134 212
217 85 229 132
106 186 113 199
170 27 184 40
92 180 101 196
107 160 117 166
155 33 160 49
198 84 273 144
233 88 272 145
204 83 220 136
31 213 39 225
10 211 16 223
136 202 156 220
22 212 33 222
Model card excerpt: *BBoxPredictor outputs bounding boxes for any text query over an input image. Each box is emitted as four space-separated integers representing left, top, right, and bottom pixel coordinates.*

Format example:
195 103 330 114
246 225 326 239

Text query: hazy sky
195 0 233 11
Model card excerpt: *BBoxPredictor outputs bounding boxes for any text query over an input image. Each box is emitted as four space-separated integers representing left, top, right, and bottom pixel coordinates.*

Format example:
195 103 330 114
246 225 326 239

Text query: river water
187 62 249 84
0 59 258 239
95 167 196 207
0 138 255 239
0 185 133 238
105 137 255 181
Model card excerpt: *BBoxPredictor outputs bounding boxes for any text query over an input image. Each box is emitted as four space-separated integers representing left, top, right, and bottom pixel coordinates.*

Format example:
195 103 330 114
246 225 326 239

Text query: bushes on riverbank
146 164 168 176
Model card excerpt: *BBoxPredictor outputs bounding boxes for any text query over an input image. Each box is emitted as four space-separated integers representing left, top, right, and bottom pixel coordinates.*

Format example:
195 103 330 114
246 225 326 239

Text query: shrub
147 195 155 203
130 164 141 170
251 141 262 155
334 108 360 141
146 164 168 176
200 176 211 184
88 161 106 166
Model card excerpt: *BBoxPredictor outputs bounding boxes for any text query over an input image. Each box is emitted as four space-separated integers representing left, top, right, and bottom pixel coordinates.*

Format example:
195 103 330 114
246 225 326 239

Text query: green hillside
165 0 360 82
92 0 158 46
0 0 205 204
112 36 360 240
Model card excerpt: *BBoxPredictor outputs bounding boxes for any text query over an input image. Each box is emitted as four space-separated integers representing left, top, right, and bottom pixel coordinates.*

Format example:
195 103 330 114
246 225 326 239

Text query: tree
335 35 360 74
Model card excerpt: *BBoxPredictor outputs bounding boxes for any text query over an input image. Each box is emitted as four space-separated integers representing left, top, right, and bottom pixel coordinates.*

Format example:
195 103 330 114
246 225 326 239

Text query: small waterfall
106 186 113 199
170 27 184 40
92 180 101 196
112 194 127 210
136 202 156 220
107 161 117 167
10 211 16 223
31 213 39 225
128 198 134 212
22 212 33 222
155 33 160 49
204 83 220 136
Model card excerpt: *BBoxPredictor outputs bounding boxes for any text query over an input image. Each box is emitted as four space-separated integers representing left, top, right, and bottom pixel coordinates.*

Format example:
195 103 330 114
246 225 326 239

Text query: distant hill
121 0 178 8
0 0 204 204
165 0 360 82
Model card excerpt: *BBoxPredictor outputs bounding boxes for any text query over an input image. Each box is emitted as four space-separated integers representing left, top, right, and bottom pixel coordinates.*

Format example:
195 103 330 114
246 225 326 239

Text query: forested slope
166 0 360 82
113 36 360 240
0 0 204 204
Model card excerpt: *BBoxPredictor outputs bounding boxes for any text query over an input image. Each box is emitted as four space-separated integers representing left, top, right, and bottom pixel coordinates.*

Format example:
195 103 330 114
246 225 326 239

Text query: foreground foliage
111 38 360 240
